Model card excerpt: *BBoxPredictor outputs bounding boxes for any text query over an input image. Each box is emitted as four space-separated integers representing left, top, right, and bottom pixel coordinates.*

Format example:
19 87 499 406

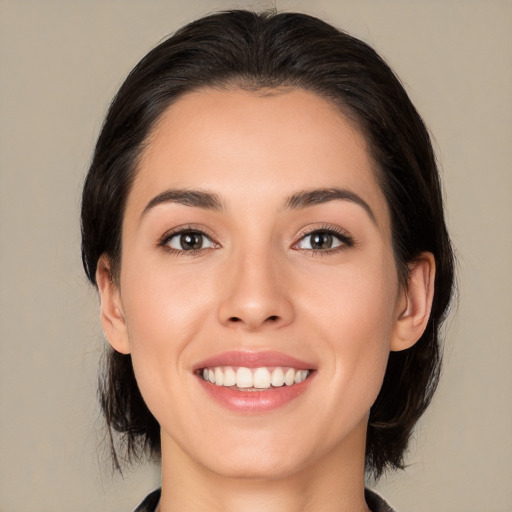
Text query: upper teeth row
202 366 310 389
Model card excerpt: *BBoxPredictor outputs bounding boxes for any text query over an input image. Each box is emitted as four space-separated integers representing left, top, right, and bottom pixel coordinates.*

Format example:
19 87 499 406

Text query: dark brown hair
81 9 455 478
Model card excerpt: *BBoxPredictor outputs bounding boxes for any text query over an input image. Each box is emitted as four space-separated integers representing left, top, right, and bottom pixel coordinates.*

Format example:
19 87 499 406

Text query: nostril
227 315 279 324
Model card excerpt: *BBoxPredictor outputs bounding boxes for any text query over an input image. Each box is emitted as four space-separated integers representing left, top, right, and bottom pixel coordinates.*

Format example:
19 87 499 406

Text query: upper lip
194 350 315 371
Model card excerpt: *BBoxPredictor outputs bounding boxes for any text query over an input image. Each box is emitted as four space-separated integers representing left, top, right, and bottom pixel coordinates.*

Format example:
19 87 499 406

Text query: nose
217 247 295 331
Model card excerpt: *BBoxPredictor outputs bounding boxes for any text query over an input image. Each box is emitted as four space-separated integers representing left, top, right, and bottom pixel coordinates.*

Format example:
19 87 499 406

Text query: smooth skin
96 87 435 512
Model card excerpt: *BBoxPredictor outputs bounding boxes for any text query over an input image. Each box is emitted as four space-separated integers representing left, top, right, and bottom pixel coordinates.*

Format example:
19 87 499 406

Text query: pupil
311 232 332 250
180 233 202 250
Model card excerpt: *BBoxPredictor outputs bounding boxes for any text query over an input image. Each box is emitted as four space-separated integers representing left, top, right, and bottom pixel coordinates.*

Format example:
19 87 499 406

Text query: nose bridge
217 241 293 330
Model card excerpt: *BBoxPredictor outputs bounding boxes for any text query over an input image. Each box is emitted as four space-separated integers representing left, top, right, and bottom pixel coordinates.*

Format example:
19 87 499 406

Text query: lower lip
197 373 315 413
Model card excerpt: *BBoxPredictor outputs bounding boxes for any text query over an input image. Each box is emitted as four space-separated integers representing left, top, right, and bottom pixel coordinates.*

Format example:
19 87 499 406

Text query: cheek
303 258 398 402
301 251 398 342
121 258 214 345
118 261 217 408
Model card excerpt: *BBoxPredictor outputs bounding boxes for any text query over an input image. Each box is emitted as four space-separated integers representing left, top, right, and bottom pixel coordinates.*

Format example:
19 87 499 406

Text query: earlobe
95 255 131 354
391 252 436 352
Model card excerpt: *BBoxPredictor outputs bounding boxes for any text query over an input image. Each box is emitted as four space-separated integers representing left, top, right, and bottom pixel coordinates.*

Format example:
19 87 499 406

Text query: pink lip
194 350 314 371
198 375 315 413
194 351 316 413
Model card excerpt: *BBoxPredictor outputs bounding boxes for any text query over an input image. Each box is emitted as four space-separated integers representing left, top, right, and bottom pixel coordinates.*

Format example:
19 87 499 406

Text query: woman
81 10 454 512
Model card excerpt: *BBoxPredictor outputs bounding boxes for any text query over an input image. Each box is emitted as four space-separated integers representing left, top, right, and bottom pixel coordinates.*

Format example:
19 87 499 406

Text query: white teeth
214 367 224 386
271 367 285 387
253 367 271 388
294 369 308 384
201 366 310 390
284 368 295 386
223 367 236 386
236 367 253 388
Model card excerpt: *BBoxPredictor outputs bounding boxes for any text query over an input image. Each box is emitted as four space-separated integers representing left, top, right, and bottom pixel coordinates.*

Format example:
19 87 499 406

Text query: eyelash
157 224 355 256
157 225 218 256
293 225 355 256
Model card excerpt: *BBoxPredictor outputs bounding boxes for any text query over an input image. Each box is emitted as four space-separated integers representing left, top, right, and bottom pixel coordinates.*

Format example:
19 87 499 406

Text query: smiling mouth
198 366 312 391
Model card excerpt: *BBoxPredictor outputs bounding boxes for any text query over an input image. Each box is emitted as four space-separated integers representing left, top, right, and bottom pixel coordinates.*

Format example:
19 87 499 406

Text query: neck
157 421 371 512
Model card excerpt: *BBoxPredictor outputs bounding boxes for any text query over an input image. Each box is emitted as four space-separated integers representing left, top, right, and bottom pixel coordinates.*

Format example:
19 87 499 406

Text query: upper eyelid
295 224 353 241
158 225 218 246
157 224 353 248
292 225 355 251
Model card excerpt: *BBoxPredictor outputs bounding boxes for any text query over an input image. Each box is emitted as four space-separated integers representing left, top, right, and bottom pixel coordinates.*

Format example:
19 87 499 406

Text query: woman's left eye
295 230 351 251
164 231 216 252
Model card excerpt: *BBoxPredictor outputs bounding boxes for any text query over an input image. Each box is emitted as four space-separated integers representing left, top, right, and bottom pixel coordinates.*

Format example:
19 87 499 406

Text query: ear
391 252 436 352
95 254 131 354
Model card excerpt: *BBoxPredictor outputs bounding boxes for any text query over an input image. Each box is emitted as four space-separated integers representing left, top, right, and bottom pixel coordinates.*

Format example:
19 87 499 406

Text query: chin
194 427 332 481
202 451 306 481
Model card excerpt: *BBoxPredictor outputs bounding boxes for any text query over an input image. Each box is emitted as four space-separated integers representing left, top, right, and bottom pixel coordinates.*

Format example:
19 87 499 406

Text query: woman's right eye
164 231 216 252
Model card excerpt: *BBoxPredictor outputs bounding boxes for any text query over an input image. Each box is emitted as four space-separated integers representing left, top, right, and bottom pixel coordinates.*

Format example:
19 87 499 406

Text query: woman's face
103 87 410 479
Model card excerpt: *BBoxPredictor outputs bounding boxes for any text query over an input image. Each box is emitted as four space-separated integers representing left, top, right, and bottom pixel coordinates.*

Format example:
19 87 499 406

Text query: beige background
0 0 510 511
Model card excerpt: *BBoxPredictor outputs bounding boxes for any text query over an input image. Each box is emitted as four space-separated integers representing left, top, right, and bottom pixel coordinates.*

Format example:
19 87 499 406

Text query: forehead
128 87 389 230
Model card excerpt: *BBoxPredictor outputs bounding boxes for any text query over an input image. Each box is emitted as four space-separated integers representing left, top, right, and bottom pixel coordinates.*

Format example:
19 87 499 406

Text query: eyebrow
141 189 223 217
285 187 376 224
141 186 375 223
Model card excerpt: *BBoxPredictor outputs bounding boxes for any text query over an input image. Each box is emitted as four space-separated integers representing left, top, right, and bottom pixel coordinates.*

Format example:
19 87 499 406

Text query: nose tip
217 256 294 331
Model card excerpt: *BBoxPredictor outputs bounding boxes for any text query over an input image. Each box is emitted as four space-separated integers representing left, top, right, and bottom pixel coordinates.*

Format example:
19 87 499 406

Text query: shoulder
365 488 397 512
133 489 161 512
